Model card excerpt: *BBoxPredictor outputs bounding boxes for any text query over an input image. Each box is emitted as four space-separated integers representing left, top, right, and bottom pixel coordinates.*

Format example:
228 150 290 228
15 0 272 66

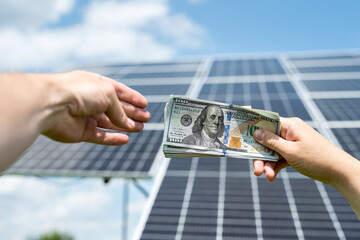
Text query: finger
105 90 137 130
100 75 148 109
280 117 291 138
120 100 151 123
253 159 265 176
253 129 295 155
96 113 144 132
86 128 130 145
264 161 277 182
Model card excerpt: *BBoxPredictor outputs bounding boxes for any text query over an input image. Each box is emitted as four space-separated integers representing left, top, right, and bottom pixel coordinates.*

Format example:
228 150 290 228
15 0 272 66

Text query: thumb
253 129 290 155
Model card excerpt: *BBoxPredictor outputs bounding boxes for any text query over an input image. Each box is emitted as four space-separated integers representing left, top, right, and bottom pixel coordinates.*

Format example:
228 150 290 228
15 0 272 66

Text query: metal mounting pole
122 180 129 240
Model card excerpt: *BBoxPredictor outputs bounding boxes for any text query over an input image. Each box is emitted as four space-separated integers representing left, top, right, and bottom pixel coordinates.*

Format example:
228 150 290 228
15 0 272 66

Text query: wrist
36 73 72 133
330 153 360 195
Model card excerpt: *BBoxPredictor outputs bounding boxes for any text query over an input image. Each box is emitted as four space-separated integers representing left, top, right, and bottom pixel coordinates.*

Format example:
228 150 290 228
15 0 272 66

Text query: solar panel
7 130 163 178
135 51 360 240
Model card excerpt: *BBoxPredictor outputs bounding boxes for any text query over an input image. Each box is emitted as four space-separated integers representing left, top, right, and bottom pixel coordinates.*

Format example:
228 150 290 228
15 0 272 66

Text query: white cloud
0 176 150 240
85 0 168 28
0 0 74 29
0 0 206 71
157 13 206 48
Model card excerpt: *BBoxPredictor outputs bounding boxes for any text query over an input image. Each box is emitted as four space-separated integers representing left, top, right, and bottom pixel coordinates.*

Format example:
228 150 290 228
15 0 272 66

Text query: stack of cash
163 96 281 161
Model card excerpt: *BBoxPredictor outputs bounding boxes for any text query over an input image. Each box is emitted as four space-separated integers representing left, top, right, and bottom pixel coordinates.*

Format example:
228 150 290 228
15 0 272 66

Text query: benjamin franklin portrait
182 105 226 149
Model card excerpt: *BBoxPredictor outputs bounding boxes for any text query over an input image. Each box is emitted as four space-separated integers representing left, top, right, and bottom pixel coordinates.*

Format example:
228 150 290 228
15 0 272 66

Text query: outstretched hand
42 71 150 145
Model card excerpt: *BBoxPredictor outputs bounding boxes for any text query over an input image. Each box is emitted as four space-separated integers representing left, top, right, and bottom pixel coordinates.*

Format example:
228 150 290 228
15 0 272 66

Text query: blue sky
0 0 360 239
169 0 360 55
1 0 359 72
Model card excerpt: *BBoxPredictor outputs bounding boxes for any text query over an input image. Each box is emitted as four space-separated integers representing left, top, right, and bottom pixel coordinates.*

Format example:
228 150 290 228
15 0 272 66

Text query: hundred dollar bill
163 96 281 161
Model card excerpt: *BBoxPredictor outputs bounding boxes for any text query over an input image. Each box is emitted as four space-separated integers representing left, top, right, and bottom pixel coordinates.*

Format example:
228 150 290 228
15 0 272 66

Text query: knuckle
292 117 303 125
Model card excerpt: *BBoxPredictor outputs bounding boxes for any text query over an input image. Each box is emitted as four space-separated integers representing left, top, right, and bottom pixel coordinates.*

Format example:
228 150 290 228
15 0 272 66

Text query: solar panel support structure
120 178 150 240
132 178 149 198
122 180 129 240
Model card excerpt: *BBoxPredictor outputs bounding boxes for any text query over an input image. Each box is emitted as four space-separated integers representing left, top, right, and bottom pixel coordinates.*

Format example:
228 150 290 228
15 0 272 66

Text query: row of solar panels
134 51 360 240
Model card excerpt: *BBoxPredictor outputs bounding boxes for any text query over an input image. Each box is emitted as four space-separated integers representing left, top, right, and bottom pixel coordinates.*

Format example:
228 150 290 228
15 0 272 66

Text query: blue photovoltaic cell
223 176 257 239
332 128 360 159
121 71 196 79
324 184 360 239
128 84 189 95
107 61 200 68
289 55 355 61
226 158 249 172
209 59 285 76
290 179 339 239
146 102 166 123
297 65 360 73
199 82 311 120
258 179 297 238
314 98 360 121
7 130 163 177
304 79 360 91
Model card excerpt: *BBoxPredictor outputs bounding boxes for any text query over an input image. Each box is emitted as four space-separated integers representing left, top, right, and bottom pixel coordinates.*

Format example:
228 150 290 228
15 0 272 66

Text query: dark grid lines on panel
7 130 163 177
304 79 360 92
182 176 219 239
332 128 360 159
297 65 360 73
223 176 257 239
198 82 311 120
209 59 285 77
141 159 360 239
289 179 339 239
141 175 187 239
324 184 360 239
314 98 360 121
129 84 190 96
146 102 166 123
258 179 298 239
122 71 196 79
107 61 200 68
289 55 356 61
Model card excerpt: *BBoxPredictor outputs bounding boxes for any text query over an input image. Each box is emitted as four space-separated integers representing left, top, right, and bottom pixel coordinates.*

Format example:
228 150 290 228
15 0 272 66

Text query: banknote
163 96 281 161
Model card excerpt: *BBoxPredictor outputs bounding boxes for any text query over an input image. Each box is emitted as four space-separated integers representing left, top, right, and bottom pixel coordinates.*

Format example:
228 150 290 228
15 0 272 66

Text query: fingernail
254 129 264 140
127 118 135 128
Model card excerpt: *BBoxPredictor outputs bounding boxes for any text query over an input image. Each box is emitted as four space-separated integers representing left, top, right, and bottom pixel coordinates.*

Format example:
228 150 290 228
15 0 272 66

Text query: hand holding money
163 96 281 161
